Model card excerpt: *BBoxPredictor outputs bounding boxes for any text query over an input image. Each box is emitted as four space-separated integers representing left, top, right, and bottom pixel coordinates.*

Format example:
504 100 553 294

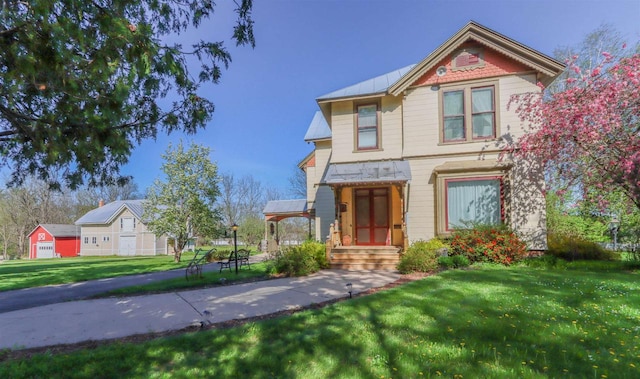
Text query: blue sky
121 0 640 197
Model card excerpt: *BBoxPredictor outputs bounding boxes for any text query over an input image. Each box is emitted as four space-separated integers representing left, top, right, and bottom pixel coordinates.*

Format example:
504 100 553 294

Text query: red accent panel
412 43 531 87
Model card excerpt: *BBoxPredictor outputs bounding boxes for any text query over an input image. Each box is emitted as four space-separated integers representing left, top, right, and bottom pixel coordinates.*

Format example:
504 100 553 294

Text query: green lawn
101 261 270 296
2 264 638 378
0 253 198 292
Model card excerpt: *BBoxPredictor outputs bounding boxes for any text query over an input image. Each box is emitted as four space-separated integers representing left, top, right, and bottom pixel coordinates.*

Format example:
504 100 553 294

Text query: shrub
547 233 617 261
205 249 232 262
449 224 527 265
268 240 327 277
438 254 470 269
398 239 449 274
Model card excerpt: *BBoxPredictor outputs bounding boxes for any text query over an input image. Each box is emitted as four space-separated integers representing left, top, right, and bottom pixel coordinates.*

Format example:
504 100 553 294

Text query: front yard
1 264 638 378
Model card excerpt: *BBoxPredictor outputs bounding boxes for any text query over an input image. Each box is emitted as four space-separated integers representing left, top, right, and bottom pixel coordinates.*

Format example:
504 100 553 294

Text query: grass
101 262 271 296
0 252 201 292
1 263 638 378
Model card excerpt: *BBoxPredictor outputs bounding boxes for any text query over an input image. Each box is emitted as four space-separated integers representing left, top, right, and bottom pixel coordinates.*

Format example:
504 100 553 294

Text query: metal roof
31 224 81 238
322 160 412 185
263 199 308 215
317 64 416 102
304 111 332 142
75 199 145 225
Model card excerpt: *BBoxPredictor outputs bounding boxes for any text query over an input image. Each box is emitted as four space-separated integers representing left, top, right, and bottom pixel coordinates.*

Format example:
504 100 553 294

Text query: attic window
452 48 484 71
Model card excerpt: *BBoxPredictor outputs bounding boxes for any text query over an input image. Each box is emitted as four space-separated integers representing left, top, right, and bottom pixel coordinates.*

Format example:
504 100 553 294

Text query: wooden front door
355 188 389 245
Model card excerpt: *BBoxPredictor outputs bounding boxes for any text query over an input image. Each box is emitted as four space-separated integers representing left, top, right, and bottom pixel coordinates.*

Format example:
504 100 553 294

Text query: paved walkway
0 254 270 314
0 265 400 351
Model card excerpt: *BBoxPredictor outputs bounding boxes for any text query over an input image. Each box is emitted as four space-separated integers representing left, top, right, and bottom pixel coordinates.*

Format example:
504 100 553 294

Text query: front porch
326 245 402 270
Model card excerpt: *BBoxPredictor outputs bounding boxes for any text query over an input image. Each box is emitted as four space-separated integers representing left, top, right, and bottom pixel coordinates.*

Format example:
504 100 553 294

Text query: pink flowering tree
509 52 640 212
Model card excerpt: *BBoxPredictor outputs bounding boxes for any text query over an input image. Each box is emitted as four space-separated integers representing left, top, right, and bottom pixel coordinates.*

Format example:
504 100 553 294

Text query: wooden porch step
331 262 399 270
329 251 401 271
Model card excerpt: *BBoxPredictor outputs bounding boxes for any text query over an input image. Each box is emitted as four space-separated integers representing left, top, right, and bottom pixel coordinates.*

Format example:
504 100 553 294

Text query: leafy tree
509 52 640 212
0 0 254 189
144 141 221 262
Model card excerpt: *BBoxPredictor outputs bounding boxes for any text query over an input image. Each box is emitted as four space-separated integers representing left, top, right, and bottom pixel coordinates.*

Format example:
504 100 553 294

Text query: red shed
28 224 81 259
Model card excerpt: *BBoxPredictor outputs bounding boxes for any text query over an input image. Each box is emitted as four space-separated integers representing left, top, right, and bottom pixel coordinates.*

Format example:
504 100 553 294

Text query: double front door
354 188 389 245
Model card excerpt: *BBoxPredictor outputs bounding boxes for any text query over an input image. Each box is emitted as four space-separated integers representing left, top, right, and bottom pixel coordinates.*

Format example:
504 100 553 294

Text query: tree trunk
173 246 182 263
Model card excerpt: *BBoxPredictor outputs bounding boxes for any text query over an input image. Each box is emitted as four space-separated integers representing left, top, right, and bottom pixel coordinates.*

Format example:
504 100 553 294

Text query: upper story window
356 103 379 150
441 82 497 143
121 217 136 232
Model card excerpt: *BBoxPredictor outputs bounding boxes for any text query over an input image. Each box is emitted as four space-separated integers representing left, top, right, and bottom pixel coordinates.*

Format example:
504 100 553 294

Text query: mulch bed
0 271 433 363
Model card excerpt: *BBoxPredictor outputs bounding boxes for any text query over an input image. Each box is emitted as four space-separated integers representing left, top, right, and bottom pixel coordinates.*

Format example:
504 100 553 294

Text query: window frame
435 168 509 236
444 176 503 232
354 101 381 151
439 80 499 144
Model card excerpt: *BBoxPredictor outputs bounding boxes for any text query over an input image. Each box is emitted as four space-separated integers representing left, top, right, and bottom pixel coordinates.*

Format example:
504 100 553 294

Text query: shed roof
75 199 145 225
322 160 411 185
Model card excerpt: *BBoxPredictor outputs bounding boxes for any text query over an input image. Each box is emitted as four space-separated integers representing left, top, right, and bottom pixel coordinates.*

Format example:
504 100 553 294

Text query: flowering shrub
398 238 449 274
449 224 527 265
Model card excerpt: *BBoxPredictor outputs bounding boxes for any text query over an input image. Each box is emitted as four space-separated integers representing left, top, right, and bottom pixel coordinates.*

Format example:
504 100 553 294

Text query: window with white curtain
357 104 379 150
442 82 497 143
446 178 501 230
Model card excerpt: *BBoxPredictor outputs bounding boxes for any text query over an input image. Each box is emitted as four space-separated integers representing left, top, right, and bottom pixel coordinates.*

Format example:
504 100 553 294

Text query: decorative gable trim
388 21 565 96
451 47 484 71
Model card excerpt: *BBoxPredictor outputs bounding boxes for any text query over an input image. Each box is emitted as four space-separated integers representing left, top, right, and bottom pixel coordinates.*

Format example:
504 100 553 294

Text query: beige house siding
307 141 335 241
330 96 404 163
79 208 169 256
403 74 538 157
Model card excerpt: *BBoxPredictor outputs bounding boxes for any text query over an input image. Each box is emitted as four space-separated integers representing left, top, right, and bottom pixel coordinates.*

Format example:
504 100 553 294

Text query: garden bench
217 249 252 272
185 248 216 281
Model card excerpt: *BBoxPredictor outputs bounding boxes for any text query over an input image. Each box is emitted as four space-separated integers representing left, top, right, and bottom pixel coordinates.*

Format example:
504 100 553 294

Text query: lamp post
232 223 239 274
609 217 620 251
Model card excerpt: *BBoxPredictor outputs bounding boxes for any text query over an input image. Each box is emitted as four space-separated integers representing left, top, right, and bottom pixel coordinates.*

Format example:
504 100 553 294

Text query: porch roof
263 199 311 222
322 160 411 185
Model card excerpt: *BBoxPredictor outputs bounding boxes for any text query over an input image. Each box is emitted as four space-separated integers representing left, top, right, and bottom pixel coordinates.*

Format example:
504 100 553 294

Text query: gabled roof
313 21 564 105
28 224 80 238
317 64 416 102
304 111 332 142
389 21 565 95
75 199 145 226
